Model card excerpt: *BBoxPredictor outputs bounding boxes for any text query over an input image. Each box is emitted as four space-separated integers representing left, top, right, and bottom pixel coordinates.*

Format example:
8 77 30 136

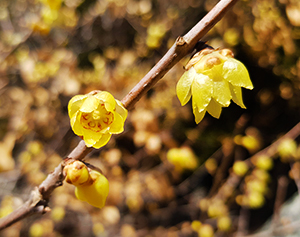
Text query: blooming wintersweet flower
176 48 253 123
68 90 128 149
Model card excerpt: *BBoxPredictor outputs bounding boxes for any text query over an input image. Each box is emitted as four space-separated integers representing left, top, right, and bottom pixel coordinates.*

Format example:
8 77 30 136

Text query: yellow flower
177 48 253 123
68 91 127 149
64 161 109 209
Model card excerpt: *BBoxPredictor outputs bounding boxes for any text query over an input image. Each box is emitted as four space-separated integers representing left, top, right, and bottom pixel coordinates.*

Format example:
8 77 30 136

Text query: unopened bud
64 160 90 186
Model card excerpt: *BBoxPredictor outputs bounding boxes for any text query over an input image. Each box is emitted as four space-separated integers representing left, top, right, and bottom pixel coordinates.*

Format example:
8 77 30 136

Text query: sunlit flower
68 90 127 149
64 160 109 209
176 48 253 123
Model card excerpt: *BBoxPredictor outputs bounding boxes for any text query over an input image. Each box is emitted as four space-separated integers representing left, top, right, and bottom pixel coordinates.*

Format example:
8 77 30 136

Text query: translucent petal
75 186 87 201
191 73 213 113
223 58 254 90
212 78 232 107
93 133 112 149
115 100 128 121
82 129 103 147
193 105 206 124
176 67 196 106
68 95 87 118
92 172 109 207
80 95 100 113
95 91 116 112
206 99 223 118
71 112 84 136
75 173 109 208
109 113 124 134
229 83 246 109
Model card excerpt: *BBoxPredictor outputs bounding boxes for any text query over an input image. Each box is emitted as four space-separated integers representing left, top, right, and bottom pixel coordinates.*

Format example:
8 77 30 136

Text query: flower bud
64 160 90 186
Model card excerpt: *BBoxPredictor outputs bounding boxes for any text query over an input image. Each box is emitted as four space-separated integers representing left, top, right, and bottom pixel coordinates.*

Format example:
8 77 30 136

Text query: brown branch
0 0 239 231
271 176 288 236
121 0 239 109
0 163 65 230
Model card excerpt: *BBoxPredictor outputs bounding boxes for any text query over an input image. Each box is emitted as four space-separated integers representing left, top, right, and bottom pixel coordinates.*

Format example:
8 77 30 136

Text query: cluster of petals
64 160 109 208
68 90 127 149
176 48 254 123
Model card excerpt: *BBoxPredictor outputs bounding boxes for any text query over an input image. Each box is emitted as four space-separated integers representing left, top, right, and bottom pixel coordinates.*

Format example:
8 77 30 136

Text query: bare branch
0 163 65 230
121 0 239 109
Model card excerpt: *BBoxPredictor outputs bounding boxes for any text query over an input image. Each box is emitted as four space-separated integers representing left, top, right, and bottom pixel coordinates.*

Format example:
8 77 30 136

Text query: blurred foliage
1 0 300 236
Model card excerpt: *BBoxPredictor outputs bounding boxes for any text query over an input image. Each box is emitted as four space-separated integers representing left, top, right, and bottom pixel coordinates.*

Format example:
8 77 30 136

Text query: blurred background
1 0 300 236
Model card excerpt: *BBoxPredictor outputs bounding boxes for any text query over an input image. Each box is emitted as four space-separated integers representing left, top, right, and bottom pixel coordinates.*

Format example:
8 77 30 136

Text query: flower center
80 103 114 132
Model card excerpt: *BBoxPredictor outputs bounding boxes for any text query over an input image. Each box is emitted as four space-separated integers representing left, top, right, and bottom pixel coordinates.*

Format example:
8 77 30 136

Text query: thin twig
271 176 289 236
0 0 239 231
214 122 300 202
121 0 239 109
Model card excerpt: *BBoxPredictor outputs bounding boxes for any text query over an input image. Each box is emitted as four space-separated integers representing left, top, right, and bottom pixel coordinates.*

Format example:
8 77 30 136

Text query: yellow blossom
64 161 109 209
176 48 253 123
68 90 127 149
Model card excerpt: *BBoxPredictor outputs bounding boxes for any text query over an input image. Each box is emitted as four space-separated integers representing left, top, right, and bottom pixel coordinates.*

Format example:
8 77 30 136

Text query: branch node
175 36 187 46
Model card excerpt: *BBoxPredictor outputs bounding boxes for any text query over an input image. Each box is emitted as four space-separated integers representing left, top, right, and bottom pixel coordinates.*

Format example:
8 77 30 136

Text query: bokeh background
1 0 300 236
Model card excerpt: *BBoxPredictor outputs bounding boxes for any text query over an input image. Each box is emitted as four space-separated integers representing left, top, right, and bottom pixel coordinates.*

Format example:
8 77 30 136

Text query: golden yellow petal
229 83 246 109
223 58 254 90
109 113 124 134
68 95 87 119
80 95 100 113
212 78 232 107
75 186 87 201
115 100 128 121
71 112 84 136
191 73 213 113
176 68 196 106
95 91 116 112
206 99 222 119
93 133 112 149
193 106 206 124
82 129 103 147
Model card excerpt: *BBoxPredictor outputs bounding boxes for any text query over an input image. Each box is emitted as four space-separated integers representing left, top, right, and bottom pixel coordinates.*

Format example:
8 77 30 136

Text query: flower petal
191 73 213 113
207 99 222 119
95 91 116 112
75 186 87 201
68 95 87 118
109 112 124 134
176 67 196 106
223 58 254 90
115 100 128 121
192 104 206 124
82 129 103 147
80 95 100 113
93 133 112 149
211 77 231 107
229 83 246 109
71 112 84 136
